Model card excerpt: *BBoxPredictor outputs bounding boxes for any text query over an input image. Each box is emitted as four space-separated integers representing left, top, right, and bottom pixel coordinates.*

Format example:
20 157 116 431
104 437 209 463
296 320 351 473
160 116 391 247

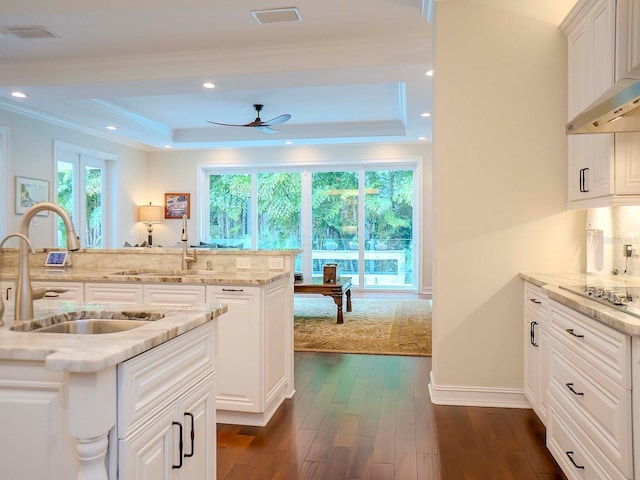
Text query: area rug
293 297 432 356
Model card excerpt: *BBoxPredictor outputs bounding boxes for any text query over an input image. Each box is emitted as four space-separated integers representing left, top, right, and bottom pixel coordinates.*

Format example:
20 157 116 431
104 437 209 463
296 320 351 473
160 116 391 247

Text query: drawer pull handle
565 382 584 396
172 421 184 469
529 298 542 304
566 328 584 338
5 287 10 301
222 288 244 292
184 412 195 458
566 451 585 470
530 321 539 347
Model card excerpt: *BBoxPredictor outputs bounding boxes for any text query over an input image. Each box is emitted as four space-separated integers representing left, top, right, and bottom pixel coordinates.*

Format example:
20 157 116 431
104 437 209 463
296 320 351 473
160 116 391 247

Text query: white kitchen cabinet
85 282 144 304
564 0 616 204
563 0 640 207
207 276 293 426
615 0 640 81
144 284 205 306
546 300 632 479
117 322 217 480
34 281 85 302
523 282 550 424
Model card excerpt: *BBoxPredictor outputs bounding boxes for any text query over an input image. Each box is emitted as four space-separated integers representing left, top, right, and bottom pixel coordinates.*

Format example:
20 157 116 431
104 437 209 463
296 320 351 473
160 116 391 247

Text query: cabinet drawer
143 284 205 306
549 302 630 388
118 323 215 435
524 283 547 316
85 283 144 304
547 400 628 480
550 341 632 477
35 281 84 302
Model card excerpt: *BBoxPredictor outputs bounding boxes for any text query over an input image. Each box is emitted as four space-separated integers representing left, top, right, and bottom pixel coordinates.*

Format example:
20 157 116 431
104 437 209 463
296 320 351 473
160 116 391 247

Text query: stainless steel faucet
181 214 196 270
16 202 81 320
0 233 35 325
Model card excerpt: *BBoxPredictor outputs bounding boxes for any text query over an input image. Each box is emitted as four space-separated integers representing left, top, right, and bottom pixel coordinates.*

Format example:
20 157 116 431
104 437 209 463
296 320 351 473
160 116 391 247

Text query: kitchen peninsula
0 247 299 480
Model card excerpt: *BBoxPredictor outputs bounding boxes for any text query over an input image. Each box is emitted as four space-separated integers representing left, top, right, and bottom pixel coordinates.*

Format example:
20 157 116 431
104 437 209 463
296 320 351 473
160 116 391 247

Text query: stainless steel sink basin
33 319 146 334
114 269 213 277
10 311 165 334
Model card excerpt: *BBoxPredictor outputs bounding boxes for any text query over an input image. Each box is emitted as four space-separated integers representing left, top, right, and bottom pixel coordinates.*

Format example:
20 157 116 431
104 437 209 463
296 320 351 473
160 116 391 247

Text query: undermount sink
10 310 165 334
114 269 213 277
32 319 146 334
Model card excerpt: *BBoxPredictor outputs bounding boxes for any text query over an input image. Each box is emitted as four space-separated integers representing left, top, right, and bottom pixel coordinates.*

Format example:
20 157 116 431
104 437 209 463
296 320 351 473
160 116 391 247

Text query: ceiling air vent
4 26 58 39
252 8 302 25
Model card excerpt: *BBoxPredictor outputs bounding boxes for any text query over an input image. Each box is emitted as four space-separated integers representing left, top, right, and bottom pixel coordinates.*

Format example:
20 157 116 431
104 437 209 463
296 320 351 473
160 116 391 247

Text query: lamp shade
138 204 163 223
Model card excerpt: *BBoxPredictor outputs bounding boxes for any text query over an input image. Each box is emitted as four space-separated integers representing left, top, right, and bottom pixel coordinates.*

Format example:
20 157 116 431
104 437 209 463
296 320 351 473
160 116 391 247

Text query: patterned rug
293 297 432 356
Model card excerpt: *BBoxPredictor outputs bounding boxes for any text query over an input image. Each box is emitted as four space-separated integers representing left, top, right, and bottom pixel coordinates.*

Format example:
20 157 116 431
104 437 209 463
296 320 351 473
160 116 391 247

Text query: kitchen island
0 301 225 480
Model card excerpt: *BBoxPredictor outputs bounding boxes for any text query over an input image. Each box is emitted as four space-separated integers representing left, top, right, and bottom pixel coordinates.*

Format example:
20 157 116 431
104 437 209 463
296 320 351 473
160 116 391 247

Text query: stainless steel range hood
567 78 640 134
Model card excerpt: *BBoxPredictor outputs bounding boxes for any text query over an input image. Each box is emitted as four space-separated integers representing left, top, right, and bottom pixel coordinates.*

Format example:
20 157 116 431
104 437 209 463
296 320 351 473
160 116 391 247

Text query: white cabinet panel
34 281 84 302
143 284 205 306
85 283 144 304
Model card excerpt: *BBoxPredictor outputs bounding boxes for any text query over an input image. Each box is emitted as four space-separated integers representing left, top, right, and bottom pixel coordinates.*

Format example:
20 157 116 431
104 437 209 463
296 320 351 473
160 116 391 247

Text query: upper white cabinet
563 0 640 207
616 0 640 80
564 0 616 205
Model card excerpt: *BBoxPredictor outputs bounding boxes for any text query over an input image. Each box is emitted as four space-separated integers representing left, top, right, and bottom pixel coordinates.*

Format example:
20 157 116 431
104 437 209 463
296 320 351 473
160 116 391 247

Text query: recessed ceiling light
202 82 217 89
285 141 293 145
11 91 27 98
418 136 427 141
421 112 431 117
106 125 117 131
164 145 172 149
425 70 434 77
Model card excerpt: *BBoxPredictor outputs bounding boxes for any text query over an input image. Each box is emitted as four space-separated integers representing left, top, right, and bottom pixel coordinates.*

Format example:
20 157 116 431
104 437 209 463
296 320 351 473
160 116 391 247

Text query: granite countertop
1 267 290 285
0 301 227 372
520 272 640 336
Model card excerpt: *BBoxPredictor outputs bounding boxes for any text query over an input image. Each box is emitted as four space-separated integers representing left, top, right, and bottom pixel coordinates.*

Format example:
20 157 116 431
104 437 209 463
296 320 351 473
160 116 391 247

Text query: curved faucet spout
16 202 80 320
0 233 35 325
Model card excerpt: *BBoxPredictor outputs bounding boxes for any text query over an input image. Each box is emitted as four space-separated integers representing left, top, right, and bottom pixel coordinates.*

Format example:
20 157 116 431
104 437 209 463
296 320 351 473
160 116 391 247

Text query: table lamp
137 203 163 246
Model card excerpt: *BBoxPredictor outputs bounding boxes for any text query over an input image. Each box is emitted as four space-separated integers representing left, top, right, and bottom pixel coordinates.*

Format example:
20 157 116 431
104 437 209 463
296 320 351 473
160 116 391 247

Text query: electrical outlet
624 244 633 257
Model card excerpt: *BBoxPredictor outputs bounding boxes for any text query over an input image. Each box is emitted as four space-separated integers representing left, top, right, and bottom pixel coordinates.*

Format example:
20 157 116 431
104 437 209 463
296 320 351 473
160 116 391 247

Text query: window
54 142 115 249
203 162 417 291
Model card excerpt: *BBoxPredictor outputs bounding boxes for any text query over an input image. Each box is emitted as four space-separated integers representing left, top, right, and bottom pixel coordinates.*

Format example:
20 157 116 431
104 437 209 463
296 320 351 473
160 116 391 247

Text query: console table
294 277 352 324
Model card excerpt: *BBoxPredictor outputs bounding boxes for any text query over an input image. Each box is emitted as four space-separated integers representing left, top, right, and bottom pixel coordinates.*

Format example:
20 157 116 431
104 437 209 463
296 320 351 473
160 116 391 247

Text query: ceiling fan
207 104 291 133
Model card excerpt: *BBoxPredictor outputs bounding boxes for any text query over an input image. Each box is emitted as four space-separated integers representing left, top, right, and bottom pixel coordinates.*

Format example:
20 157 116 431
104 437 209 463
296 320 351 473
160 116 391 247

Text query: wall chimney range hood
567 78 640 134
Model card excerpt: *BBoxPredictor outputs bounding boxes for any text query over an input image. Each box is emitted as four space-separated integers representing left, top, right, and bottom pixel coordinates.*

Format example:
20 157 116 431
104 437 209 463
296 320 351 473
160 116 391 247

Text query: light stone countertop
520 272 640 336
0 301 227 373
1 267 290 285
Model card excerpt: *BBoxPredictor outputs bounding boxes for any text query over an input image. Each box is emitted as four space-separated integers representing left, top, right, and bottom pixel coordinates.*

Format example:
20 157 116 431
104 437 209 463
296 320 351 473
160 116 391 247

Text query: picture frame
164 193 190 219
15 176 50 216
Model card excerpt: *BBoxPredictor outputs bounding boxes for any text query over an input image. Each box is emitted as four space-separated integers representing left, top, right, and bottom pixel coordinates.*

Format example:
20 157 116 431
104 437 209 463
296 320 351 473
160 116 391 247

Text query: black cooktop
559 284 640 319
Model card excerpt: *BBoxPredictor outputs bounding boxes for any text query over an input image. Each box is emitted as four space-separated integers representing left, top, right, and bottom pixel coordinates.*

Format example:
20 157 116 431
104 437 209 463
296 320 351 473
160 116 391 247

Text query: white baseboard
428 371 531 409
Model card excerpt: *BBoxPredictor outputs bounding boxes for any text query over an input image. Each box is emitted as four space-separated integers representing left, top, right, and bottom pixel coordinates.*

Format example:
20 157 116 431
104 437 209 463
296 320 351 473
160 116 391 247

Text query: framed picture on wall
15 176 50 216
164 193 190 219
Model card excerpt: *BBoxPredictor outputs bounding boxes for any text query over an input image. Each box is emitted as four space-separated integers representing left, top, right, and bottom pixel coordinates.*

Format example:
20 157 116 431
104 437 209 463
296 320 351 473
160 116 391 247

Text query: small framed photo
45 251 69 267
164 193 190 219
15 176 50 216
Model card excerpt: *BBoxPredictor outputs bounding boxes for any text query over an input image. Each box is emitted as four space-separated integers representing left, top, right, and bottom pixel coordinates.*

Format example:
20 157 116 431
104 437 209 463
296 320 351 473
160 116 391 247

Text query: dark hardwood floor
217 352 566 479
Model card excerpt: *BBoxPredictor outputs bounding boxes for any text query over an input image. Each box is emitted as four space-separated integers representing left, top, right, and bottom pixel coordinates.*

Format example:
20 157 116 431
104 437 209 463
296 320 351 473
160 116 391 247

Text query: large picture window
203 162 417 291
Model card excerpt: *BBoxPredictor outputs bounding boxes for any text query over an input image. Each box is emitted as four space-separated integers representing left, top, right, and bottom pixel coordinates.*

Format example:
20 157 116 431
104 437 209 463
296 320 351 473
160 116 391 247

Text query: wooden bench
294 277 352 324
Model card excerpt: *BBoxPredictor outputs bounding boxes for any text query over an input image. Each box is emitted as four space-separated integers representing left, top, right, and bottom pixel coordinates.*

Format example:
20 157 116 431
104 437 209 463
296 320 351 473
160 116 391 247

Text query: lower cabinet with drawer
117 321 217 480
547 300 632 480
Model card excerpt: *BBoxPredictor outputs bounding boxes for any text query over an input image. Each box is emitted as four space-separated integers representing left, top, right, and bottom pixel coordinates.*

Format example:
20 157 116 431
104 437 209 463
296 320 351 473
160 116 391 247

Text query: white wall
147 142 433 293
0 109 148 248
431 1 585 397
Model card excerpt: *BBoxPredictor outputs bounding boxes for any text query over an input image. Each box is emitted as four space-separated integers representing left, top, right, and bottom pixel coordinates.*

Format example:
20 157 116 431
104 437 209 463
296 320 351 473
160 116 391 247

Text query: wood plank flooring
217 352 566 479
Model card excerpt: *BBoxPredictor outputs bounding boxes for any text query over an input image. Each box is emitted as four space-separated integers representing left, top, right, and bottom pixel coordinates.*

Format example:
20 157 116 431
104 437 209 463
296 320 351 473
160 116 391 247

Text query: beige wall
0 108 148 248
432 1 584 391
147 143 433 293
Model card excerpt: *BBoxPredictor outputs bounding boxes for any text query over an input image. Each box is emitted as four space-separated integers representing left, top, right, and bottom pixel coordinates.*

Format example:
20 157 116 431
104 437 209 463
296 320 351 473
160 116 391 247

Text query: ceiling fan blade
259 126 279 134
207 120 245 127
263 114 291 126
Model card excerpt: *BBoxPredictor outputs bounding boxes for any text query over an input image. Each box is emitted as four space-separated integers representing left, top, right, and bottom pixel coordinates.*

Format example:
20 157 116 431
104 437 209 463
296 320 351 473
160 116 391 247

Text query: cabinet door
207 285 262 412
118 406 178 480
616 0 640 80
85 283 144 304
178 378 216 480
144 284 205 306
